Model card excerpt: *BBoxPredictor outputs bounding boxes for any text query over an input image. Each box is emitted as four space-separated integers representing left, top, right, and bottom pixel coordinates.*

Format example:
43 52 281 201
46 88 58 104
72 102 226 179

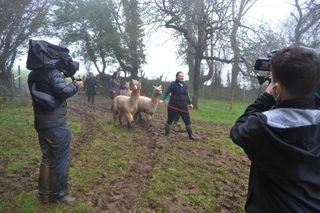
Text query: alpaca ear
152 85 155 89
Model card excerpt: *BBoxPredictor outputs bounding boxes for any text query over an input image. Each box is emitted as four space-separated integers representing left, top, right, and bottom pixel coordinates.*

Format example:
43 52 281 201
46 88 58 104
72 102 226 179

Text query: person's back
28 68 78 129
230 46 320 212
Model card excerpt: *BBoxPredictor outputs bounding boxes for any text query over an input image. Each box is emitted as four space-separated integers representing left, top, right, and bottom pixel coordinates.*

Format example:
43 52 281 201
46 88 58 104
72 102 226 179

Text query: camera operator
27 40 80 204
230 46 320 212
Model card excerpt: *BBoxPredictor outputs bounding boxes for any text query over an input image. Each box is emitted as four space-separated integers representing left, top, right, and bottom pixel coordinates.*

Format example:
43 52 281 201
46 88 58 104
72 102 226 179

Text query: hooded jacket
28 68 78 130
230 93 320 213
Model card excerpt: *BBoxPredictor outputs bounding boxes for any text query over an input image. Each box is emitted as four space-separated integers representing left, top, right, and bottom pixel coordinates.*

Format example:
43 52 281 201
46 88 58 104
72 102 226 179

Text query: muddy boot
165 123 171 136
38 163 51 203
186 125 195 140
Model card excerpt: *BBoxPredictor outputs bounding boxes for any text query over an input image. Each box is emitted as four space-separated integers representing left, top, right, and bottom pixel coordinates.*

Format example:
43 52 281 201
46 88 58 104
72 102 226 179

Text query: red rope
159 101 190 113
139 92 190 113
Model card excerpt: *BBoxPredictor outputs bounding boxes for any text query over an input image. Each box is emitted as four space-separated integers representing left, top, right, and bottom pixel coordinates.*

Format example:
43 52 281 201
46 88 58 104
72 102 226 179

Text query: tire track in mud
96 119 163 212
67 102 103 156
69 96 163 212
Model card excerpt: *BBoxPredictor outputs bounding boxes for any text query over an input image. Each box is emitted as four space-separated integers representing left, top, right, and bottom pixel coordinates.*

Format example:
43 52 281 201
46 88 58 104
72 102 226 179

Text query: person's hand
188 104 193 109
159 100 164 104
75 80 84 88
265 82 276 96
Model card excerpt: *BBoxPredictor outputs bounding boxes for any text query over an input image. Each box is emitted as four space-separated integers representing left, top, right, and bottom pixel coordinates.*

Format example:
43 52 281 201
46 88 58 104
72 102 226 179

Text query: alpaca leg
113 111 118 126
146 114 152 122
119 113 123 125
133 112 138 122
126 113 134 129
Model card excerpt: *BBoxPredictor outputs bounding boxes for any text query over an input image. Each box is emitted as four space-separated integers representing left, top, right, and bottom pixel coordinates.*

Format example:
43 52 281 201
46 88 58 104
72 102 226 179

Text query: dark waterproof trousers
166 107 191 126
37 123 71 200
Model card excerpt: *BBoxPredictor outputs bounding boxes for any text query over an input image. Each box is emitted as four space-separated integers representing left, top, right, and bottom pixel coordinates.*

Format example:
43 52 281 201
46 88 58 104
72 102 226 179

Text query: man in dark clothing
160 71 195 140
230 46 320 212
84 72 97 104
27 40 80 204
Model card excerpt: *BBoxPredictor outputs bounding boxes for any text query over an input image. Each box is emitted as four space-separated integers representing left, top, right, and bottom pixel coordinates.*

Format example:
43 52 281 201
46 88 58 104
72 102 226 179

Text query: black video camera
254 47 320 85
254 50 278 85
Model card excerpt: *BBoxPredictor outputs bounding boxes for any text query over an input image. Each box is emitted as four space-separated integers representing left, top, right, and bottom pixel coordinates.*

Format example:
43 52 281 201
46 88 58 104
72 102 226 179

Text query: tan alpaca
120 81 132 96
135 85 162 122
112 79 141 128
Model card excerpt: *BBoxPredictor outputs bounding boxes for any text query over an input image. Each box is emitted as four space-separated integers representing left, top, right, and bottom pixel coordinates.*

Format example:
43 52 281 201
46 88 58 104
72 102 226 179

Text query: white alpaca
135 85 162 122
112 79 141 128
120 81 132 96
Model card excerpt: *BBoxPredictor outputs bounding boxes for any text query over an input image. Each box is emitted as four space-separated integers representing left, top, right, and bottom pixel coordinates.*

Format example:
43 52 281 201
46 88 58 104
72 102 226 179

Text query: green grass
190 99 248 124
0 97 249 212
5 191 92 213
0 199 5 213
0 100 39 172
137 134 243 212
69 118 142 195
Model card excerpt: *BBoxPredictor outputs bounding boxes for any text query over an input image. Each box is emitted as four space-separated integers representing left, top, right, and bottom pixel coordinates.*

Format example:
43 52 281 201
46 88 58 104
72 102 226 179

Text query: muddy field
0 94 250 212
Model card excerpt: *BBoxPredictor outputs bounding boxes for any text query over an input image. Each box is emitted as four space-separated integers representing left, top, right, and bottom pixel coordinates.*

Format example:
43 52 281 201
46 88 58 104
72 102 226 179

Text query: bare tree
229 0 257 110
239 24 287 88
0 0 50 82
153 0 233 109
285 0 320 47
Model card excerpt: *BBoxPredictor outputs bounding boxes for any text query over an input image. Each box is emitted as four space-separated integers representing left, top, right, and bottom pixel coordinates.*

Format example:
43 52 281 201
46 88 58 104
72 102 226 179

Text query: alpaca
120 81 132 96
135 85 162 122
111 79 141 128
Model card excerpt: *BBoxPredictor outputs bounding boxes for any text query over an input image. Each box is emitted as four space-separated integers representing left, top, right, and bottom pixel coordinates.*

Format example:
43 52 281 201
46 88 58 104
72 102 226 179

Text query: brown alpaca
112 79 141 128
135 85 162 122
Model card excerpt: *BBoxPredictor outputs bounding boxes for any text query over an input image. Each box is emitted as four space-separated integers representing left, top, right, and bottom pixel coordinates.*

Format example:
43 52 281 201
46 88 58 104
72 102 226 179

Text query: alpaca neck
151 93 160 104
130 89 140 104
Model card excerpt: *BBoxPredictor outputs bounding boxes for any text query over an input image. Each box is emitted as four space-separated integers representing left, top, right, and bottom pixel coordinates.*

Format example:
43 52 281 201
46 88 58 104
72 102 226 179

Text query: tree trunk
192 52 202 109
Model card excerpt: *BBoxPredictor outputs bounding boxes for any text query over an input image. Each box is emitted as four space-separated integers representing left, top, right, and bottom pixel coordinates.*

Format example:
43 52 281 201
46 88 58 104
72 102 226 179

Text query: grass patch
70 118 142 195
0 103 39 172
69 120 82 133
9 192 38 213
138 135 233 212
0 199 4 213
190 99 248 124
208 135 244 154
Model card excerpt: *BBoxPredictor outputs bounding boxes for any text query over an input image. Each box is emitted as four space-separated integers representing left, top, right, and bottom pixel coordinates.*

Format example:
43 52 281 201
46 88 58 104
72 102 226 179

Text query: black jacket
161 80 191 110
28 69 78 130
230 93 320 213
85 77 97 96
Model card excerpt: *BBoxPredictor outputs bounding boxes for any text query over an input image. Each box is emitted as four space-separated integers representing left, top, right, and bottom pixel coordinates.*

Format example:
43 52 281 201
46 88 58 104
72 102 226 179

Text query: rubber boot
38 163 51 203
165 123 171 135
186 125 195 140
50 169 57 202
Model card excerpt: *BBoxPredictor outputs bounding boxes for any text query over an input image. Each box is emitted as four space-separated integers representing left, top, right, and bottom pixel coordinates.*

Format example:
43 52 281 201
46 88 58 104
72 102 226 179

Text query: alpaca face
123 81 130 89
152 85 162 96
132 79 141 91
